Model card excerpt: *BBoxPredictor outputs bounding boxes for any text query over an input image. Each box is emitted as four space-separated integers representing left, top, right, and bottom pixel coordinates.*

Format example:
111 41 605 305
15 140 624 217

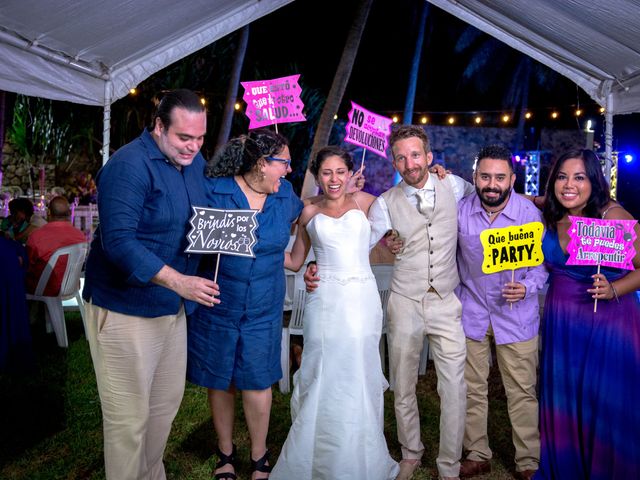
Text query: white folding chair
279 272 306 393
26 243 88 347
372 264 393 374
71 204 98 242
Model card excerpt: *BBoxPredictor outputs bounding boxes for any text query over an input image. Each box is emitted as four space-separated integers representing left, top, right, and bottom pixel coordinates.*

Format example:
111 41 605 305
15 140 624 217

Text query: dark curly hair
543 149 611 231
206 128 288 177
309 146 354 177
388 125 431 157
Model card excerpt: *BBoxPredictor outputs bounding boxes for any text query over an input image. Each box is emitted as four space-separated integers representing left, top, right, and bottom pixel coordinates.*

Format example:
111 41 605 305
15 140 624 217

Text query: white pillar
604 93 614 184
102 81 112 165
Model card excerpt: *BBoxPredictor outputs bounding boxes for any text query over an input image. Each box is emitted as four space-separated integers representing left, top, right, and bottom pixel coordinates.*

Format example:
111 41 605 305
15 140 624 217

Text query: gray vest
381 176 460 300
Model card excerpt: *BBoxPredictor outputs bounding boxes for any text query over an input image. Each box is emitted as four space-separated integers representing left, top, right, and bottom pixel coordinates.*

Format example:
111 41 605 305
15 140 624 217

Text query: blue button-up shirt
83 129 207 317
456 192 548 344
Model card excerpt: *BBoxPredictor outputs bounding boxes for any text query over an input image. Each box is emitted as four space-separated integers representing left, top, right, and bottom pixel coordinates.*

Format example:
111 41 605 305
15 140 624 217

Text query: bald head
48 196 71 221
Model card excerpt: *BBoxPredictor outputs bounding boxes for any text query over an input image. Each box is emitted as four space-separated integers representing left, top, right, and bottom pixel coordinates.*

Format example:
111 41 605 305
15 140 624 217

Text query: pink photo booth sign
241 75 305 129
344 102 392 157
566 215 637 270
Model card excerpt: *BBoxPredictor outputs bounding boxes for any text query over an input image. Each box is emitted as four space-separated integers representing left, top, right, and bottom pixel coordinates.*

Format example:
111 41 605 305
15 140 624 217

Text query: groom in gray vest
369 125 474 480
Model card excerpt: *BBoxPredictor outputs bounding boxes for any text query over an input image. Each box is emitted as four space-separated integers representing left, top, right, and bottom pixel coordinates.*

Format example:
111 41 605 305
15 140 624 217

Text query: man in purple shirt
456 145 547 480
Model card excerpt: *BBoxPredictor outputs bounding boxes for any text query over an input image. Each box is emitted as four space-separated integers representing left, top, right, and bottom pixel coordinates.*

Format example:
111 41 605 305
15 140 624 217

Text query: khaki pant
84 302 187 480
387 290 467 478
463 329 539 472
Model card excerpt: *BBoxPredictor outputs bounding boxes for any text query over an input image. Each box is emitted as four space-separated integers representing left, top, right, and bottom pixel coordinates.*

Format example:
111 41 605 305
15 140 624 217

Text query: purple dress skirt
536 230 640 479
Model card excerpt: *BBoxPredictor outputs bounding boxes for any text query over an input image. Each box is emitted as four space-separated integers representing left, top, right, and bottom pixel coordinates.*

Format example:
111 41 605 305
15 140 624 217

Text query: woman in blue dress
537 149 640 479
187 129 303 480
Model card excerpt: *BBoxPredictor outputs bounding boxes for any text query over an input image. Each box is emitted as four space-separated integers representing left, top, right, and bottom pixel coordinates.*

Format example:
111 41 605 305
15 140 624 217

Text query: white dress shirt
368 173 474 250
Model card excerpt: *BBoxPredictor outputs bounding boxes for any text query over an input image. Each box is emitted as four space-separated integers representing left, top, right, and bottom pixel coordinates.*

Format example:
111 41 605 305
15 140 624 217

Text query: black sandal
213 444 237 480
250 450 272 479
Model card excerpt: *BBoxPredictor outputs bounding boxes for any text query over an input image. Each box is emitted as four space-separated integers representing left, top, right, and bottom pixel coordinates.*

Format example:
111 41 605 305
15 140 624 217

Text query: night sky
245 0 639 215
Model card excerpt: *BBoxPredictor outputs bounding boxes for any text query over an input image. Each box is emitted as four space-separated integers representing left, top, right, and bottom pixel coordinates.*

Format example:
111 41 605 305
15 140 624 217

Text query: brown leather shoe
513 469 536 480
396 459 421 480
459 459 491 478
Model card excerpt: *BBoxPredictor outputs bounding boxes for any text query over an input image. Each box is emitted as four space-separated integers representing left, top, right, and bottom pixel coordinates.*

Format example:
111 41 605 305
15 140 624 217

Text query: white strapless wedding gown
271 210 399 480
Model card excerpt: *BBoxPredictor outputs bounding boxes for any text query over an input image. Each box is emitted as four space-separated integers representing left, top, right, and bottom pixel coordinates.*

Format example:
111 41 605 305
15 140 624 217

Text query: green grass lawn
1 313 517 479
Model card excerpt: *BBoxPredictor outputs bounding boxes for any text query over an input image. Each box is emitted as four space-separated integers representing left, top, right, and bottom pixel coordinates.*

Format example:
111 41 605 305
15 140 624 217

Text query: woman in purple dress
537 149 640 479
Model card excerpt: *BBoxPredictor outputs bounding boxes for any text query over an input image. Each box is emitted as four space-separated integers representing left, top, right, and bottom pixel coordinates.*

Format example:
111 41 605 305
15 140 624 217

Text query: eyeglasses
266 156 291 168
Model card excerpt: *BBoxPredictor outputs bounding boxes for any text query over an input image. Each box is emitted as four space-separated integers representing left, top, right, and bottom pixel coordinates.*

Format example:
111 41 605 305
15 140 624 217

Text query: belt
427 286 437 293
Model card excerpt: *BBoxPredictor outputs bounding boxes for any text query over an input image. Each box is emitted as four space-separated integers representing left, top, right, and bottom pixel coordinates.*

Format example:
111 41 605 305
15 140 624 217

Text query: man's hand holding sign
480 221 545 308
185 206 259 305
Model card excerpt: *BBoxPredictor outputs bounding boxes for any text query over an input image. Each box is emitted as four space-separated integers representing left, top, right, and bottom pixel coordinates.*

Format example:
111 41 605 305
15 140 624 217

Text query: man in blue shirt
83 89 219 480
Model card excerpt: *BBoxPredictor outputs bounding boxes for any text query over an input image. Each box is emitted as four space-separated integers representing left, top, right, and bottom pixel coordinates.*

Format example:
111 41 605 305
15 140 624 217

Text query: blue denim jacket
83 129 207 317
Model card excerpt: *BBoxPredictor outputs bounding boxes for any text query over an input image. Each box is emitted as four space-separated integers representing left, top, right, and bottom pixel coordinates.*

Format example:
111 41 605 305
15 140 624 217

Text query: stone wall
2 124 585 199
1 141 100 199
344 125 586 197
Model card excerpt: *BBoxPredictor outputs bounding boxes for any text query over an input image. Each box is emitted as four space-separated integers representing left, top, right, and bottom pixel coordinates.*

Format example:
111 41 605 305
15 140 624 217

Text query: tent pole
604 93 614 184
102 81 112 165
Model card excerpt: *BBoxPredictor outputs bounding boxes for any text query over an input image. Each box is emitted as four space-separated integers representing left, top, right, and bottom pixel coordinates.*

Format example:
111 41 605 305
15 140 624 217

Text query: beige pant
464 329 539 472
387 290 467 478
84 302 187 480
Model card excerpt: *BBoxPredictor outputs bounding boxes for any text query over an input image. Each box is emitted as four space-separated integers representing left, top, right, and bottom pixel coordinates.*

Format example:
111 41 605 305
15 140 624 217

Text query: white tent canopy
428 0 640 116
0 0 293 106
1 0 639 167
0 0 294 163
428 0 640 177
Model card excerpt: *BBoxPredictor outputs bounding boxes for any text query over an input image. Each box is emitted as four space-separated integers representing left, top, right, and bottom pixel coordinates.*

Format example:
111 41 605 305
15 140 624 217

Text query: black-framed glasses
266 156 291 168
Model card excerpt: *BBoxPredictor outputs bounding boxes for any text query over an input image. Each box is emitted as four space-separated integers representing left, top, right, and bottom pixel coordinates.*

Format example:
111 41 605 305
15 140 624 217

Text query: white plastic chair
372 264 393 374
279 272 307 393
71 204 98 242
26 243 88 347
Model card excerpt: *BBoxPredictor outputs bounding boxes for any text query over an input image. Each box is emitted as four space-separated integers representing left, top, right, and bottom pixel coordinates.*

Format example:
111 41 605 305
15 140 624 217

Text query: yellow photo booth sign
479 221 544 274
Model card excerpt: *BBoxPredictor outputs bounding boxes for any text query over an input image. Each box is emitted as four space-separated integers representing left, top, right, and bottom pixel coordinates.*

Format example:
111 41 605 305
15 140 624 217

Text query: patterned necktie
415 189 430 215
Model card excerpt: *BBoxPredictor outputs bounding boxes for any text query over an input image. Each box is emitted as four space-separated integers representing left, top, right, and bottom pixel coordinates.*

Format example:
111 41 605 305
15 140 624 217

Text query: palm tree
0 90 5 187
299 0 374 199
454 27 562 152
215 25 250 152
403 1 429 125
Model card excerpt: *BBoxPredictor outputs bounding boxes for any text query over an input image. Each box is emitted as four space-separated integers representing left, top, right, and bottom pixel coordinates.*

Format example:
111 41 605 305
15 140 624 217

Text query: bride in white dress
272 146 399 480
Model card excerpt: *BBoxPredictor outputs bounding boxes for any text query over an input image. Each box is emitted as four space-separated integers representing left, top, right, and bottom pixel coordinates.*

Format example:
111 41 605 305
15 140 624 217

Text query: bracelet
611 283 620 303
306 260 317 268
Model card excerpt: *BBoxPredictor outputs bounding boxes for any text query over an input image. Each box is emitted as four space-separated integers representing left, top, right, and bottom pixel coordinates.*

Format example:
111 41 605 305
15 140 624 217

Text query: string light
332 104 604 127
200 98 206 106
333 114 338 120
234 102 241 110
129 88 137 95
